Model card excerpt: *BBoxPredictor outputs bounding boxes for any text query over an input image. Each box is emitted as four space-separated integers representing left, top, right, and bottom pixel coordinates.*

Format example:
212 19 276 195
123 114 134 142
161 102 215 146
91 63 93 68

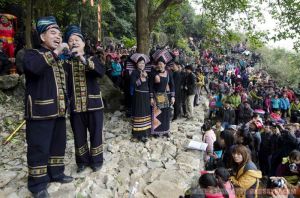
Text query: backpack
111 62 122 76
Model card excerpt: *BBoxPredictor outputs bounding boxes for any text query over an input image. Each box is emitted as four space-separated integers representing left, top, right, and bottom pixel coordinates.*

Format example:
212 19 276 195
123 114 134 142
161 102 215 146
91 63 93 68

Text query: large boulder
98 75 123 111
144 180 184 198
0 74 20 90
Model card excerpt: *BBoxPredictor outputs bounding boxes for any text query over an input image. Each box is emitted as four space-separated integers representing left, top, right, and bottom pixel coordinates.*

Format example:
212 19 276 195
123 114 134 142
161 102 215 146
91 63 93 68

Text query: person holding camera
63 25 105 173
276 150 300 186
230 145 262 198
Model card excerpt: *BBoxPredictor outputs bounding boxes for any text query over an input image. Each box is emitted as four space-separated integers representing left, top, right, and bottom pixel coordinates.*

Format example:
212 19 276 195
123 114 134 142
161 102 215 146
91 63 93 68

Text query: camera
289 163 298 172
268 178 285 188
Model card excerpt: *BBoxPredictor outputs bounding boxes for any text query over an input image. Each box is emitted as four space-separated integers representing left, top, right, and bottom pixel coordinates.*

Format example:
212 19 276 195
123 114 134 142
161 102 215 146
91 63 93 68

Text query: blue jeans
222 122 229 129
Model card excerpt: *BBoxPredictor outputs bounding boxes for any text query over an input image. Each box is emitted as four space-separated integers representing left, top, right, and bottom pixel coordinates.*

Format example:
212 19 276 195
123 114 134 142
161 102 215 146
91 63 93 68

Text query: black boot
91 164 103 172
77 165 87 173
33 189 50 198
51 174 73 183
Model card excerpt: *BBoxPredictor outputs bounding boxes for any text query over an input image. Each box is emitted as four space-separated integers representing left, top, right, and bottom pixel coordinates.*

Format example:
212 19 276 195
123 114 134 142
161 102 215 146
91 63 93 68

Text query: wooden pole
97 0 102 42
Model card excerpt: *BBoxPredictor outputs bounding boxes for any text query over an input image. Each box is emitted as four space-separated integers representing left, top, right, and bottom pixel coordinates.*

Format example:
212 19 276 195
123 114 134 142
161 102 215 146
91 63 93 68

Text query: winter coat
280 97 290 110
185 72 197 96
222 107 236 124
230 161 262 198
239 105 254 123
229 94 241 109
203 129 217 161
271 98 280 109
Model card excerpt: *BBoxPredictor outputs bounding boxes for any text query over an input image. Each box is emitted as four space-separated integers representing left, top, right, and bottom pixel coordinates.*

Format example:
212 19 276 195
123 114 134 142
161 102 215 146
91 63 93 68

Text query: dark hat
130 53 150 64
64 25 84 42
36 16 59 35
185 65 194 71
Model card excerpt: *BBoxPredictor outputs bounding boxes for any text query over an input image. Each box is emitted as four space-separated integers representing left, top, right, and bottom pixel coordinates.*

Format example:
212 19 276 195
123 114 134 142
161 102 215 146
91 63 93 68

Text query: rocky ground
0 86 208 198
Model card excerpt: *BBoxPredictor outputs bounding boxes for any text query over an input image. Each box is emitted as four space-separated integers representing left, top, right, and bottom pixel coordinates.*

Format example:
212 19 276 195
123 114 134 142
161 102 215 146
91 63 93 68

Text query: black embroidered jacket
64 56 105 113
24 47 67 120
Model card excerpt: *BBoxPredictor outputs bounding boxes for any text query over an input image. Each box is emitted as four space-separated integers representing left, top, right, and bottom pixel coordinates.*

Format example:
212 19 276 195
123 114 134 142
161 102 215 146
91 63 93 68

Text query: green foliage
176 38 189 50
267 0 300 51
103 0 135 39
121 36 136 48
246 31 266 50
259 47 300 87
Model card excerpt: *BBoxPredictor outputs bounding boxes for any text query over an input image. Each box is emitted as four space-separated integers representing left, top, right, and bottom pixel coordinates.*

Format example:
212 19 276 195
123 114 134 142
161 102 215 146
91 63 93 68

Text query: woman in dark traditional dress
150 49 175 137
130 53 152 142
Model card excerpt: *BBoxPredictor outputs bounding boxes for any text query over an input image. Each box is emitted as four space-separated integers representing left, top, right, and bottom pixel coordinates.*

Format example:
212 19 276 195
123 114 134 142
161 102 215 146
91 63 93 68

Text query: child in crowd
202 120 217 162
199 173 226 198
215 167 236 198
280 94 290 118
271 94 280 112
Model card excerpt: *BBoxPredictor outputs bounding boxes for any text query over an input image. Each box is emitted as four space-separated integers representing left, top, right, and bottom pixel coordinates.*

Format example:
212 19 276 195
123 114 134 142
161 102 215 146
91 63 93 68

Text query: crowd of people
94 34 300 197
180 46 300 197
2 13 300 198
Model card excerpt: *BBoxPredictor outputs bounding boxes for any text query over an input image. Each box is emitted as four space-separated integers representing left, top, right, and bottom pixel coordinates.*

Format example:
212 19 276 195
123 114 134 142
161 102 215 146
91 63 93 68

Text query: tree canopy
0 0 299 51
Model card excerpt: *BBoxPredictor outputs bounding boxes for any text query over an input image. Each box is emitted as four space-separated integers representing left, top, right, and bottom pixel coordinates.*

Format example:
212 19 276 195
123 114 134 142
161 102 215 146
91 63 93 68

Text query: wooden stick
3 120 26 145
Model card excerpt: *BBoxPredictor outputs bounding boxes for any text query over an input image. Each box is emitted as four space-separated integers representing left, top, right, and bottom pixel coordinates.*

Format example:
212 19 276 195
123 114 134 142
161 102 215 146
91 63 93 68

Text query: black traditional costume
129 53 152 141
23 16 72 195
64 25 105 172
150 49 175 136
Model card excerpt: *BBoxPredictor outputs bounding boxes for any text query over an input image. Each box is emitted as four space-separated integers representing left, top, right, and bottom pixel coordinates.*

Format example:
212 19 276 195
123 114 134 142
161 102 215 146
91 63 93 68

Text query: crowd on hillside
93 41 300 198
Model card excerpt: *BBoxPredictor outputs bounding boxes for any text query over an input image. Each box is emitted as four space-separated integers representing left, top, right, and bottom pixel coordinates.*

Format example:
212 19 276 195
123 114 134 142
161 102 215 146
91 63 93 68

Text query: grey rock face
0 87 208 198
0 74 19 90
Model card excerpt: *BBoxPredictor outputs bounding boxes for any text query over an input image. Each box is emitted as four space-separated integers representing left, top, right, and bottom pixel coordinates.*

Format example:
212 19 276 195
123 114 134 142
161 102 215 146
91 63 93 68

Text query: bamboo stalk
3 120 26 145
97 0 102 41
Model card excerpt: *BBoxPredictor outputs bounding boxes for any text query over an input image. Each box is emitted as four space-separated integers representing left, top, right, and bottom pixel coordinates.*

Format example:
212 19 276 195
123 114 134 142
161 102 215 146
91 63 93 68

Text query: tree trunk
25 0 32 48
136 0 184 54
136 0 150 54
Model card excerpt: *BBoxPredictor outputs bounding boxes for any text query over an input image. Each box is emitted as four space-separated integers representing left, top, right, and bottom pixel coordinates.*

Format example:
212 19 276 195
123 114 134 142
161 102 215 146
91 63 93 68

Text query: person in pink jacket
202 121 217 162
264 94 272 113
215 167 236 198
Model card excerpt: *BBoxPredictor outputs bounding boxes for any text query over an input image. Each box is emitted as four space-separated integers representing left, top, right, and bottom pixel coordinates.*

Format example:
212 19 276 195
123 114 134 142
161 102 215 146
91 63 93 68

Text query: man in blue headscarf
64 25 105 173
23 16 73 198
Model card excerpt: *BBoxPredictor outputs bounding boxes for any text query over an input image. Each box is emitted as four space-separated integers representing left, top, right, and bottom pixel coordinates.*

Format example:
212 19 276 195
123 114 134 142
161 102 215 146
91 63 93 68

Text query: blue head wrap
64 25 84 42
36 16 59 35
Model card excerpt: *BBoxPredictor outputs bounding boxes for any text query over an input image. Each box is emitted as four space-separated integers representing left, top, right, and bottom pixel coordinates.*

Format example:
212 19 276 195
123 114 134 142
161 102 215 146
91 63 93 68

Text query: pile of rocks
0 92 208 198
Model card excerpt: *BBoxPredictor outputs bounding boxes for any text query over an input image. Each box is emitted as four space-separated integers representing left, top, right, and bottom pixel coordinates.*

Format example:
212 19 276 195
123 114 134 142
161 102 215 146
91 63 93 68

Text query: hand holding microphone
53 43 69 56
71 47 87 64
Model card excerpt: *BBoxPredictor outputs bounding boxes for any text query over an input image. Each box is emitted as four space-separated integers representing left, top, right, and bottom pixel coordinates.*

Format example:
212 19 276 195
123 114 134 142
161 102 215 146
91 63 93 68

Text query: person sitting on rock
230 145 262 198
202 120 217 162
215 167 236 198
199 173 227 198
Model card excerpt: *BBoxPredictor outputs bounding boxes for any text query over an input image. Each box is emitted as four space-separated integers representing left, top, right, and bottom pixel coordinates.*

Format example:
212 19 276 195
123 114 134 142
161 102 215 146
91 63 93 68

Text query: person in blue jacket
280 93 290 118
